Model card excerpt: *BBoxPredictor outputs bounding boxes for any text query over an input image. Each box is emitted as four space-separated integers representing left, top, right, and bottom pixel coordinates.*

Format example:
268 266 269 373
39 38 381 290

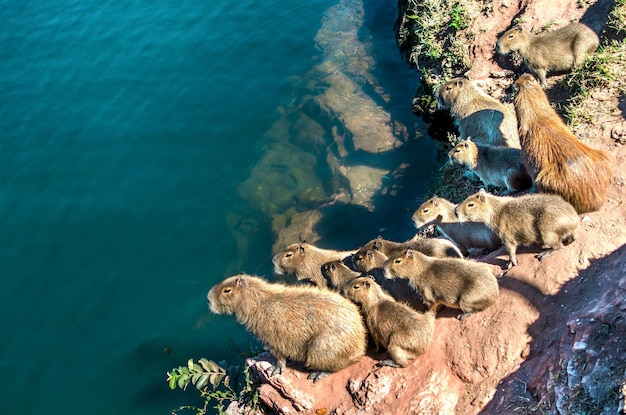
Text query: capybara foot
536 249 555 261
307 371 330 383
457 312 474 321
378 359 401 368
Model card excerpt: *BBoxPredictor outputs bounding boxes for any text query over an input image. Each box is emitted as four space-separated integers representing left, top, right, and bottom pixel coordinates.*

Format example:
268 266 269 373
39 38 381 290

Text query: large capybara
448 138 532 194
272 241 356 287
207 274 367 382
341 276 435 367
383 248 499 320
435 77 520 148
357 234 463 261
412 195 502 256
513 73 611 213
455 189 580 269
497 22 599 86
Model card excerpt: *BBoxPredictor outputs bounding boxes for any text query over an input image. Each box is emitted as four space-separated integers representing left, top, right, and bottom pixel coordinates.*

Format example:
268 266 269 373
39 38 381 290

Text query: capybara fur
321 260 361 290
455 189 580 269
412 195 502 256
324 257 425 311
497 23 599 85
273 241 356 287
383 248 499 320
341 276 435 367
352 248 390 273
448 138 532 194
207 274 367 381
513 73 611 213
357 234 463 260
435 77 520 148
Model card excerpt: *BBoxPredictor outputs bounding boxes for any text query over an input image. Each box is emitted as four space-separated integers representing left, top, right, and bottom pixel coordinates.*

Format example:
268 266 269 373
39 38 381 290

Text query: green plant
167 358 261 415
608 0 626 33
449 2 469 31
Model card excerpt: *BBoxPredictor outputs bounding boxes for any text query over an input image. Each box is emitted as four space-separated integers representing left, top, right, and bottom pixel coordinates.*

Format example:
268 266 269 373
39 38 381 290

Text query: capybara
207 274 367 382
383 248 499 320
448 138 532 194
412 195 502 256
455 189 580 269
272 241 356 287
513 73 611 213
497 23 599 86
341 276 435 367
435 77 520 148
357 234 463 261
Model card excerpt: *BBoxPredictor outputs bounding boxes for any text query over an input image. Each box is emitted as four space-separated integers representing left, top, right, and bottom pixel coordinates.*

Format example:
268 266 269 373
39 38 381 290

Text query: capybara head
448 138 478 167
272 242 308 276
383 248 422 280
341 276 380 306
352 249 388 273
496 25 526 55
455 189 493 223
207 274 248 315
435 77 469 109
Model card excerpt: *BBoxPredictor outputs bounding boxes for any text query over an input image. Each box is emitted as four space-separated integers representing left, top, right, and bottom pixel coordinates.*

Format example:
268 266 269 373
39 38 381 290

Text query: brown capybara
321 260 361 290
357 234 463 261
435 77 520 148
455 189 580 269
383 248 499 320
448 138 532 194
497 23 599 86
513 73 611 213
272 241 356 287
412 195 502 256
352 248 390 273
341 276 435 368
207 274 367 382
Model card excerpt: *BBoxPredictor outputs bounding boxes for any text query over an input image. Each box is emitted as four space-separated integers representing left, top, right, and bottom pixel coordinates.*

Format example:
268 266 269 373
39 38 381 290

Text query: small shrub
167 358 262 415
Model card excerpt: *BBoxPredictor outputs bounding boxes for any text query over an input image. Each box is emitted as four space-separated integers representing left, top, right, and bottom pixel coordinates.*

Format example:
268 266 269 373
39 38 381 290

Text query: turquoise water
0 0 438 413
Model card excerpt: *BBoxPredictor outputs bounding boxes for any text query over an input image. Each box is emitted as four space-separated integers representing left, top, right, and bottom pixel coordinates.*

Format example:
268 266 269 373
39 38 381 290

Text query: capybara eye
423 208 429 213
445 85 452 91
223 288 232 294
285 252 292 258
508 34 515 39
353 284 360 290
394 258 402 264
468 202 475 208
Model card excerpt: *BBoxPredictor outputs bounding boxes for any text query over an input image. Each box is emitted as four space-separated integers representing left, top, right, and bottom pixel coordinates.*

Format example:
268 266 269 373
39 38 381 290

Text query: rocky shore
232 1 626 414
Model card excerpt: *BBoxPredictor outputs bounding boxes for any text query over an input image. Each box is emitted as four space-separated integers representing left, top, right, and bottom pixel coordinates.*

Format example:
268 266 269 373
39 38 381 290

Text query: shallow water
0 0 439 413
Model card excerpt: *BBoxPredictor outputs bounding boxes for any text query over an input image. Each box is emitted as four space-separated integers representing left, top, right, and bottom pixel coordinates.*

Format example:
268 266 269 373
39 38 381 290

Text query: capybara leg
267 358 286 377
505 241 518 269
457 311 474 321
535 69 548 87
385 344 411 368
307 371 330 383
536 248 556 261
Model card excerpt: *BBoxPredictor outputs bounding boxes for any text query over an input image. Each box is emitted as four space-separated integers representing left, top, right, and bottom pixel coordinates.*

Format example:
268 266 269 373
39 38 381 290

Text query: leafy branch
167 358 262 415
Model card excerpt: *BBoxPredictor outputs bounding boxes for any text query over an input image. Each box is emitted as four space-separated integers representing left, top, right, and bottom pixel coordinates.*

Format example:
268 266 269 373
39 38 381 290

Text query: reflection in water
233 0 439 257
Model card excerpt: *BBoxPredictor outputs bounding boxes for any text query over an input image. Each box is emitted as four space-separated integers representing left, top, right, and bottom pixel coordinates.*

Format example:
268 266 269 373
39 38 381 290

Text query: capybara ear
363 280 371 289
366 250 373 259
432 195 439 206
236 276 246 287
512 25 523 33
455 79 464 88
463 141 470 148
405 248 414 259
297 244 306 255
478 189 487 202
466 137 473 143
374 237 383 250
